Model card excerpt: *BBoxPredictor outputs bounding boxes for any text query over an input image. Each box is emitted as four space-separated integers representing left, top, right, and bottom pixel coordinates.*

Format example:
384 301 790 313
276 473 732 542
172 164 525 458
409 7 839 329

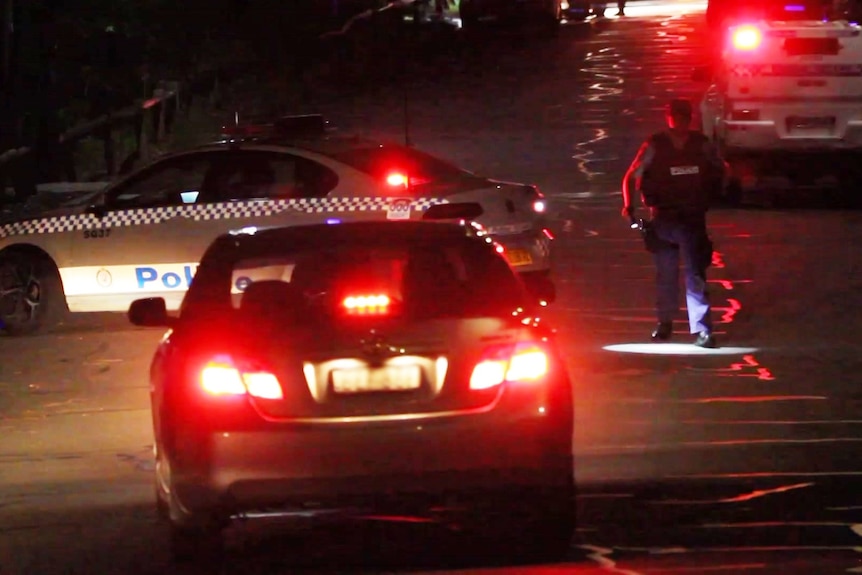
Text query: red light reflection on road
692 354 775 381
720 482 814 503
687 395 821 404
706 270 775 380
713 298 742 324
651 482 814 505
711 279 753 291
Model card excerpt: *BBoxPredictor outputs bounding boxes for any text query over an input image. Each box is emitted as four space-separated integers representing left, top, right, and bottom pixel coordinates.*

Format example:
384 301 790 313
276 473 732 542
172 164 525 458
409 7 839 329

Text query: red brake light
469 341 550 390
732 25 762 51
342 294 391 316
385 172 430 187
200 356 283 399
386 173 408 187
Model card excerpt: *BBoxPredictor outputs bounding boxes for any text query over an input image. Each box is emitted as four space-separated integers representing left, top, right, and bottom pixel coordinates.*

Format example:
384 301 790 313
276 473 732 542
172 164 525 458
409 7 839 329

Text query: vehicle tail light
542 227 555 240
532 200 546 213
494 242 506 255
732 25 762 51
200 356 283 399
342 294 391 316
469 341 550 390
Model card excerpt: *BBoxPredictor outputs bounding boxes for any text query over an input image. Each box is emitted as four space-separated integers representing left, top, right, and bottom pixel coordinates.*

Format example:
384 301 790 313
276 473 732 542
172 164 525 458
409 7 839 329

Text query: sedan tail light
200 355 283 400
469 341 550 390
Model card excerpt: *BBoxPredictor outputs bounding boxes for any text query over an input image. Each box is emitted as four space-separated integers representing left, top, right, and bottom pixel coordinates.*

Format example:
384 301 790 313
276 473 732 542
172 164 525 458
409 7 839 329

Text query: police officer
621 98 725 348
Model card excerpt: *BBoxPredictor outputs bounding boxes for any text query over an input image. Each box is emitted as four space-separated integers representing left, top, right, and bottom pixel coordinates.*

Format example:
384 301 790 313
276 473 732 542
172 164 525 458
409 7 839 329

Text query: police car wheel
0 253 65 336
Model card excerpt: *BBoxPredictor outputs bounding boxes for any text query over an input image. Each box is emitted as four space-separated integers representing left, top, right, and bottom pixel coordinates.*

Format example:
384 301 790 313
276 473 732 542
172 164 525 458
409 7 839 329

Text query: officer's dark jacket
639 130 716 217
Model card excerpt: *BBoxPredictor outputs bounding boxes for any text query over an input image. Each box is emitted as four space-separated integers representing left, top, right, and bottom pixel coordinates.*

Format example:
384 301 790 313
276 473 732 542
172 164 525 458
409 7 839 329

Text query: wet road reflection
558 6 862 572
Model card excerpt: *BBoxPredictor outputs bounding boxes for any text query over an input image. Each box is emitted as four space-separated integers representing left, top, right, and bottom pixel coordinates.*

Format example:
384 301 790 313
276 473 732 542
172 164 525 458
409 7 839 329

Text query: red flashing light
342 294 391 316
386 173 409 187
732 25 762 51
200 355 283 399
469 342 550 390
385 172 430 187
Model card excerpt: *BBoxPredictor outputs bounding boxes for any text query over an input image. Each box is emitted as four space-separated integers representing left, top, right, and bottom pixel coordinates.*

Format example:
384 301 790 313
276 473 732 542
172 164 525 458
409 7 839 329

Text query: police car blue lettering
136 266 197 289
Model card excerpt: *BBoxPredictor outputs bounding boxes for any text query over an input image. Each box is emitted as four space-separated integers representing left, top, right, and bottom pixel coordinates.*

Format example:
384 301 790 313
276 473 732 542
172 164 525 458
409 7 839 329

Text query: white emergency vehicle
701 16 862 153
0 115 553 336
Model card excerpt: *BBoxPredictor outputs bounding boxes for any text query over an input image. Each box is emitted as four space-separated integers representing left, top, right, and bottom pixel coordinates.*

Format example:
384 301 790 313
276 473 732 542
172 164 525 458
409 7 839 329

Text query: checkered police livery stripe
0 197 448 238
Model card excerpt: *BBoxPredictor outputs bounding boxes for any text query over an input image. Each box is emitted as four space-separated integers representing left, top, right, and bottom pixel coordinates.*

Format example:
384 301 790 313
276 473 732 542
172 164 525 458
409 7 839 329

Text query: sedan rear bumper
169 413 572 519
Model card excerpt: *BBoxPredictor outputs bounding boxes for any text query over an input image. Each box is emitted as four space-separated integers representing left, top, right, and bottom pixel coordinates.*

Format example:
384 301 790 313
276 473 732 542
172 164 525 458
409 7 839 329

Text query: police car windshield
182 236 529 322
331 145 472 187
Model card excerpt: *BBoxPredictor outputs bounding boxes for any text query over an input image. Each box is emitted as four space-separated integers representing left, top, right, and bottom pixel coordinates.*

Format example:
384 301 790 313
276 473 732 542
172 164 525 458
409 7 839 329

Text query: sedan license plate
332 365 421 394
505 249 533 267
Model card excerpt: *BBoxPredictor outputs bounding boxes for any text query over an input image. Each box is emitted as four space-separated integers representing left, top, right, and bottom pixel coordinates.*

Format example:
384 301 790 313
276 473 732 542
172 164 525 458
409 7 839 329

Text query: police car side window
200 153 277 203
106 155 211 209
196 153 338 203
267 154 339 200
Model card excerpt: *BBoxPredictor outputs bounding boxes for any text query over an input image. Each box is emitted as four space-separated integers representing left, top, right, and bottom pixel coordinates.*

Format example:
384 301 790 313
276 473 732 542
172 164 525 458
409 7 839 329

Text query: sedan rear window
185 238 528 322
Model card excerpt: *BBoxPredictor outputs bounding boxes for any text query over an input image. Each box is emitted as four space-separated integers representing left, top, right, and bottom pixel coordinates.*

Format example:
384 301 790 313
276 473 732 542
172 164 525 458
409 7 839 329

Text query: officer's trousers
651 216 713 335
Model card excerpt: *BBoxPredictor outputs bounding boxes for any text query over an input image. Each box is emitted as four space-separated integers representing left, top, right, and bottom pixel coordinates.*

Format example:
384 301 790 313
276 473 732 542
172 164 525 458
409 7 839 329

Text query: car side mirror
86 203 107 218
522 274 556 305
691 65 713 82
128 297 175 327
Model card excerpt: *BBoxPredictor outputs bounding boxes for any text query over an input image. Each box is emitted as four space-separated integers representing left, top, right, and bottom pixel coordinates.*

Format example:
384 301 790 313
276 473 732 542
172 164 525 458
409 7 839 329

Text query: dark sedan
128 215 575 563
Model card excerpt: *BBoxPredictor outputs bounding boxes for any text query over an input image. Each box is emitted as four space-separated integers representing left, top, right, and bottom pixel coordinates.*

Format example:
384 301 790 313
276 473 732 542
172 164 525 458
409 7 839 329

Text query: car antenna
403 87 412 147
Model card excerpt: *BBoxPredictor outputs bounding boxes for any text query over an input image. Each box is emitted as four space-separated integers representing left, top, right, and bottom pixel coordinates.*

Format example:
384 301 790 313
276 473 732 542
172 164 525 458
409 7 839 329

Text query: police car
699 0 862 157
129 218 574 562
0 115 552 335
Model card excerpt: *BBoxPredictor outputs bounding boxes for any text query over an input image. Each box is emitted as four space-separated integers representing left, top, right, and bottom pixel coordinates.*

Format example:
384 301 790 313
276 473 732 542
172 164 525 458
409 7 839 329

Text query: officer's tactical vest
640 131 711 215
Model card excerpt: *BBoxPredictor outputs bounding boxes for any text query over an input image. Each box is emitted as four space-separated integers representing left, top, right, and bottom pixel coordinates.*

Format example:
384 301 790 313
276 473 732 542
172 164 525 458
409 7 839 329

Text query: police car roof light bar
221 114 330 141
272 114 328 137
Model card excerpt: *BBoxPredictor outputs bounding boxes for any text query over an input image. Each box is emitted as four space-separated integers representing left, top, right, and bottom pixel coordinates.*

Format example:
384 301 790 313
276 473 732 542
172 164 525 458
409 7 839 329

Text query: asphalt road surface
3 1 862 573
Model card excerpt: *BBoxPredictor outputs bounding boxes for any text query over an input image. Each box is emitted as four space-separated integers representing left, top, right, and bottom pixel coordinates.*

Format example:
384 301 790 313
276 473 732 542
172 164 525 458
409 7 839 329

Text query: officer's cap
667 98 693 117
